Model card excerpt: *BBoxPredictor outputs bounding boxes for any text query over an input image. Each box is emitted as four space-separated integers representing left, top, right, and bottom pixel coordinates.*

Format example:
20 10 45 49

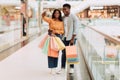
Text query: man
58 3 78 74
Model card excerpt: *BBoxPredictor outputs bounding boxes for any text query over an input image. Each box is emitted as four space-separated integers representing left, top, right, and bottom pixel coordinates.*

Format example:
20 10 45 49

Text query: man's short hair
63 3 71 9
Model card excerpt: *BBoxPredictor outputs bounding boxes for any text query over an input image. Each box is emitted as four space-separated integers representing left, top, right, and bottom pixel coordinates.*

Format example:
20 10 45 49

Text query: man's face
63 7 70 16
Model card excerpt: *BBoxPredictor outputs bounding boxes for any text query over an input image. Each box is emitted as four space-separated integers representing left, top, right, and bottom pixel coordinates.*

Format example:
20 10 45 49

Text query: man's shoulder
62 14 77 20
69 14 77 21
70 14 76 17
70 14 79 21
72 14 78 18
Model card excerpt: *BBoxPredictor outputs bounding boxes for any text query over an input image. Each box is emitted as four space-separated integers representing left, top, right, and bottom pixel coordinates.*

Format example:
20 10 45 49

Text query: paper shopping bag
39 34 48 48
42 37 50 54
54 37 65 50
66 45 77 58
48 37 59 58
50 37 59 51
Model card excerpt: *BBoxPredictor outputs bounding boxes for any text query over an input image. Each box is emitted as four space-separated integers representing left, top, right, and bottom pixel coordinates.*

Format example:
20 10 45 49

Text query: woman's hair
52 9 63 21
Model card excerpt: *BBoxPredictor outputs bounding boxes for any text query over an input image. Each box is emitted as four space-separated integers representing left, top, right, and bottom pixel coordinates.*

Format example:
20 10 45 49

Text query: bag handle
69 39 76 46
69 43 74 46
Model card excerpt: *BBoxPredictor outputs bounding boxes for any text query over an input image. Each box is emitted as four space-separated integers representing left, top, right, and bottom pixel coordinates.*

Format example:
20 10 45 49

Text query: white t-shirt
64 17 69 37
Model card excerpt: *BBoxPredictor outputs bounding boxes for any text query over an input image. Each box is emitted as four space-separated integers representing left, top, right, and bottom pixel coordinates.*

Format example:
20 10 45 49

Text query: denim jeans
55 34 62 39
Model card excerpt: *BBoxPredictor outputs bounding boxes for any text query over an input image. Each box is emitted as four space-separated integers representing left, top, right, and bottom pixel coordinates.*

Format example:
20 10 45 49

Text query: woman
42 9 64 74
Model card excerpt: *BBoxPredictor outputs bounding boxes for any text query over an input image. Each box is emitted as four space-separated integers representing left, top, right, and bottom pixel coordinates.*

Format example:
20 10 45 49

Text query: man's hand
70 39 74 45
70 34 76 45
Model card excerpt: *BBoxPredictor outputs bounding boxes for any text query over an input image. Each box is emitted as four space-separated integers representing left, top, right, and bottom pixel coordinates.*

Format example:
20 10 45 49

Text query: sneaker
69 68 74 74
50 68 56 75
56 69 65 74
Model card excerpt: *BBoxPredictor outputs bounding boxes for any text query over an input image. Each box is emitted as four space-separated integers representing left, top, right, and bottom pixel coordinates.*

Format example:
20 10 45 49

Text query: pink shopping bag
48 39 59 58
39 34 48 48
50 37 59 51
66 45 77 58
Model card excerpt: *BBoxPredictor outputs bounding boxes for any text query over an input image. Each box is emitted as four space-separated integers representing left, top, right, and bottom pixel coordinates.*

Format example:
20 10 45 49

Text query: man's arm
70 14 79 45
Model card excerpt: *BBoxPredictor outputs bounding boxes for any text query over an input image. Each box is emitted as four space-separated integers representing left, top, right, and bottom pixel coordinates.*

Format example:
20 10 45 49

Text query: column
38 0 41 34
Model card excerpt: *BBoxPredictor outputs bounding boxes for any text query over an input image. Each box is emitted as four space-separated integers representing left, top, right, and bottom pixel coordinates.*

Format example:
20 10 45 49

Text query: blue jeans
55 34 62 39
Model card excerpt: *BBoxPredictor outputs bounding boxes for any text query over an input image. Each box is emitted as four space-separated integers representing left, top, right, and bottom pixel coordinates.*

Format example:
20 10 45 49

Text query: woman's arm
42 11 51 23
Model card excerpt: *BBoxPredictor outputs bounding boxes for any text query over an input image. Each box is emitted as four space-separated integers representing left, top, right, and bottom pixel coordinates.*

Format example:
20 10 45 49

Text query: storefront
78 5 120 18
0 5 21 26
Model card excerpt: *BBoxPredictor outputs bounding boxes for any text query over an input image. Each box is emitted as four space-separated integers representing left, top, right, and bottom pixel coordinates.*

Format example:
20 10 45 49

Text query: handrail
0 27 38 34
79 18 120 20
82 23 120 45
0 28 22 35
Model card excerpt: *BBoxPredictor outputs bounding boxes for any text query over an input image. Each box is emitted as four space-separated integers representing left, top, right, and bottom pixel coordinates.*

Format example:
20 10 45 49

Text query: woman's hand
48 29 56 36
51 33 56 37
51 31 56 37
42 11 46 17
48 29 52 35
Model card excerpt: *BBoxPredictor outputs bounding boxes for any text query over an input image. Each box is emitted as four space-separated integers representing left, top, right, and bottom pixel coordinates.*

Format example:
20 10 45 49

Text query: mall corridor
0 0 120 80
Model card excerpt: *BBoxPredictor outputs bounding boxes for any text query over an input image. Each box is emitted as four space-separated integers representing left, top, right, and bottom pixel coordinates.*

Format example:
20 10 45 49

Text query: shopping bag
42 37 50 54
54 37 65 50
48 44 59 58
48 37 59 58
66 45 77 58
39 34 48 48
67 57 79 64
50 37 59 51
66 45 79 64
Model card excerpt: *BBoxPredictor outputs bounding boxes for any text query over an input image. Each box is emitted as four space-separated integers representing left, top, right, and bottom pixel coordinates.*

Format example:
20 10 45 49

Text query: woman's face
54 11 60 19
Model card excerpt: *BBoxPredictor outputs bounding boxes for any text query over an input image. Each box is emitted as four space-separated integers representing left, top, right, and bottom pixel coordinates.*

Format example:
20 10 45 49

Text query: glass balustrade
78 18 120 80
